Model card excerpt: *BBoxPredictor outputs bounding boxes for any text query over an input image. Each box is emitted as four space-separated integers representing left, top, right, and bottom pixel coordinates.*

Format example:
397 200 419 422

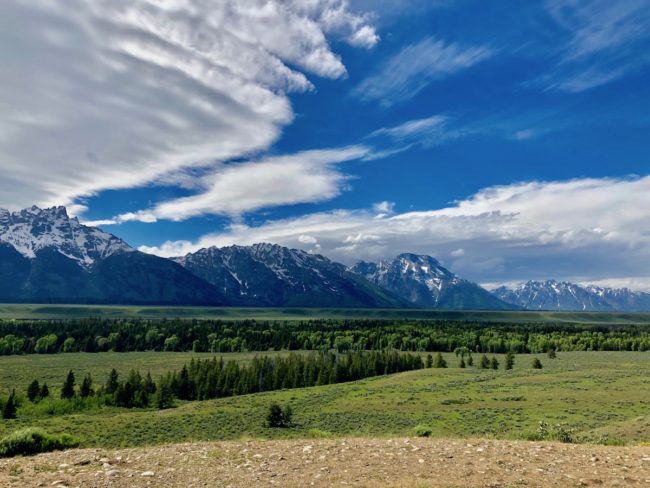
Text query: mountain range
172 243 406 308
492 280 650 312
0 206 224 305
1 205 648 311
350 253 515 310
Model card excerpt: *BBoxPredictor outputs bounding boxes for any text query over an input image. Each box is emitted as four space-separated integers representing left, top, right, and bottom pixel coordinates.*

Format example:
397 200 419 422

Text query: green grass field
3 303 650 324
1 351 648 448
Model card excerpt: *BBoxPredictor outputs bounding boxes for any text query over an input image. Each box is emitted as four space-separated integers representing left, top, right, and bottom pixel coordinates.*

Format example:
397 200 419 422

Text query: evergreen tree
547 349 557 359
80 373 93 398
505 352 515 370
479 354 490 369
433 352 447 368
467 354 474 367
27 379 40 402
106 369 119 395
459 357 466 368
490 356 499 370
2 390 17 419
156 376 174 409
425 354 433 368
532 358 543 369
39 382 49 399
143 372 156 395
61 370 76 399
175 365 193 400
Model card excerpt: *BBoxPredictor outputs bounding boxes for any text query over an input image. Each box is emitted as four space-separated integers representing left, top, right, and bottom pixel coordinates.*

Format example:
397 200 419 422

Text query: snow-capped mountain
174 243 407 308
350 253 516 310
492 280 650 311
0 205 224 305
0 205 131 266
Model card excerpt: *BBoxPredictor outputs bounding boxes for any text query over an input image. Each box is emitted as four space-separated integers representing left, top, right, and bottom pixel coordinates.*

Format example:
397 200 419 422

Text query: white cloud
544 0 650 92
353 37 493 105
298 235 318 244
512 129 537 141
366 115 471 155
113 146 368 222
372 201 395 215
141 174 650 286
370 116 448 139
0 0 377 210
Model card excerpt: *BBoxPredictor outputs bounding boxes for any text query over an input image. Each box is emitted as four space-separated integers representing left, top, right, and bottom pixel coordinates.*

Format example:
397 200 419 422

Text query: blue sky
2 0 650 288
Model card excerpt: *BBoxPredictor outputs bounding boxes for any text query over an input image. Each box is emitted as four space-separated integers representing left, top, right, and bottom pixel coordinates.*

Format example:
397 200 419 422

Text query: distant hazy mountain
350 253 516 310
492 280 650 311
174 243 407 308
0 206 225 305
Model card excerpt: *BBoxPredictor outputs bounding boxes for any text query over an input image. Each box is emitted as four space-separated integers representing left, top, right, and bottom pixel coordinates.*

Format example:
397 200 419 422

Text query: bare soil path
1 438 649 487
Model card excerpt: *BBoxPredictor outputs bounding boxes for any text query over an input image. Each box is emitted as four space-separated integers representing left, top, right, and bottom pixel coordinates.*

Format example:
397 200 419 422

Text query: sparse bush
266 403 293 428
308 428 333 438
413 424 433 437
547 349 557 359
0 428 79 458
526 421 574 443
532 358 543 369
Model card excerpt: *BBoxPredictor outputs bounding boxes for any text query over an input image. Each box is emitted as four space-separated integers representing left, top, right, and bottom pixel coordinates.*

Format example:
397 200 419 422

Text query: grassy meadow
3 303 650 323
1 351 648 448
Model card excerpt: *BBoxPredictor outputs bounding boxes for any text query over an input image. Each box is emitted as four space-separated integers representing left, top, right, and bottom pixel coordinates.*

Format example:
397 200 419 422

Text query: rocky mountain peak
351 253 514 310
0 205 132 266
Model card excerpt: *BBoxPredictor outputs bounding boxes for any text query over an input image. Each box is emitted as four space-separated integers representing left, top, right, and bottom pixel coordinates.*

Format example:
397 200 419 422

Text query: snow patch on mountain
350 253 515 310
0 205 132 266
492 280 650 311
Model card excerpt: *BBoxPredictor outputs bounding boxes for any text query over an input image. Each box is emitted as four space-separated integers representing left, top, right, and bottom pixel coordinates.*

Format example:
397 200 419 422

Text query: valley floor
1 437 649 487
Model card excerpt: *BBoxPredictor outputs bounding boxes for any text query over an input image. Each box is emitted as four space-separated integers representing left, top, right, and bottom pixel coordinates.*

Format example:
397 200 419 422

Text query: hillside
1 438 648 487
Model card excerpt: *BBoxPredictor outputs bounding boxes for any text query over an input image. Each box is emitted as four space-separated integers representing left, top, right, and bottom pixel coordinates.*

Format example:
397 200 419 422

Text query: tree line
1 318 649 356
1 350 424 417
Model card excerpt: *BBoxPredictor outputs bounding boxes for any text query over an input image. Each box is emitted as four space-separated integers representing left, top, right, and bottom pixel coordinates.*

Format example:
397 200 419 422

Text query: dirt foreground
1 437 649 487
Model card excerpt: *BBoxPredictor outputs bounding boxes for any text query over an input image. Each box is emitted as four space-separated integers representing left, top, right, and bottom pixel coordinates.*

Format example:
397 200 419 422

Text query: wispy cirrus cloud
353 37 494 105
0 0 377 212
369 115 449 139
141 174 650 289
543 0 650 92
